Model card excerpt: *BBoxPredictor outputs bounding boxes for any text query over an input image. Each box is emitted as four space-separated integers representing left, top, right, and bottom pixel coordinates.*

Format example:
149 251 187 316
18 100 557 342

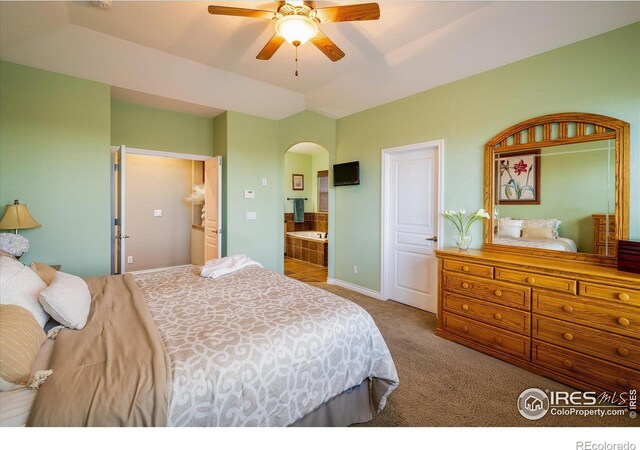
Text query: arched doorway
283 142 329 283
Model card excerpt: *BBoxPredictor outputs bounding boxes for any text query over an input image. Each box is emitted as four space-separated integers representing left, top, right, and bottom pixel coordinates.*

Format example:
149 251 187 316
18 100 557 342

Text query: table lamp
0 200 41 233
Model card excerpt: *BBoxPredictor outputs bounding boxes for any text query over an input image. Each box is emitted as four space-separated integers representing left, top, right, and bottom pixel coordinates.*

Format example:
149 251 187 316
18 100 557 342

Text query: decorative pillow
39 272 91 330
522 218 561 238
30 261 58 286
0 305 46 391
498 218 524 238
522 226 555 239
0 256 49 327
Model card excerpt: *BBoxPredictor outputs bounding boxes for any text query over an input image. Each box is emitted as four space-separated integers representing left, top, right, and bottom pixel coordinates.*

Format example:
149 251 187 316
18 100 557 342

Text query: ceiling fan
208 1 380 70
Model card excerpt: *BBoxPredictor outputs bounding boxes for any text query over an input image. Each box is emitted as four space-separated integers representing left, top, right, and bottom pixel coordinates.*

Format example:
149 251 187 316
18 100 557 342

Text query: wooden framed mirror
483 112 630 266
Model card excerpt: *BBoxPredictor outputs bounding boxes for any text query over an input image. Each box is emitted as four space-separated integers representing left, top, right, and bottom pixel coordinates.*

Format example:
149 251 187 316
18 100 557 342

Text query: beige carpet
309 282 636 427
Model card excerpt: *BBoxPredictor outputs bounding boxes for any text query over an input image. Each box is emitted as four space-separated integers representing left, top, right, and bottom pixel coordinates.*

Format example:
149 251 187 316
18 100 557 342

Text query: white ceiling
1 1 638 119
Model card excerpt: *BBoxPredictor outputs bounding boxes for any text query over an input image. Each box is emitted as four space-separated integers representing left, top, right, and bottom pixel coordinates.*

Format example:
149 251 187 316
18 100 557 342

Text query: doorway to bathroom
283 142 329 283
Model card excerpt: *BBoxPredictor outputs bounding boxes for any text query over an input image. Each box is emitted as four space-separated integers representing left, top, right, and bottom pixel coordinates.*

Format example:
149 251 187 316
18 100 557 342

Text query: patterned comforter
133 265 398 426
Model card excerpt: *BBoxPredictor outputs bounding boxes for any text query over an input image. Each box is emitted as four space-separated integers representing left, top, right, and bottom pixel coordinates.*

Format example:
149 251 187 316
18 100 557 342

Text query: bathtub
286 231 328 243
286 231 328 266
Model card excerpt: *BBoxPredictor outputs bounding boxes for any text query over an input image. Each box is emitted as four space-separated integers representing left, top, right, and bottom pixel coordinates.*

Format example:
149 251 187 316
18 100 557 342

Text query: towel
200 255 262 279
293 198 305 224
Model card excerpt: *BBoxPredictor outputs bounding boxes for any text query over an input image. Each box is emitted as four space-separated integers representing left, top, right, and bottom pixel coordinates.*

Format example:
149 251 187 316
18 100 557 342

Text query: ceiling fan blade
314 3 380 23
257 33 286 60
310 30 345 62
208 5 275 20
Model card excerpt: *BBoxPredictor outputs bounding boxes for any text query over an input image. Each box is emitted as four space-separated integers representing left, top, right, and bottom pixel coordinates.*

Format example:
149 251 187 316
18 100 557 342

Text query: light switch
153 209 162 217
246 212 257 220
127 256 134 264
244 190 255 199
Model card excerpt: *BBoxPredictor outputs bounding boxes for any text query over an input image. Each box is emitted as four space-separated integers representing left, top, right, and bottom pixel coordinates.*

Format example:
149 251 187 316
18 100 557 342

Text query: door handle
117 235 130 240
425 236 438 242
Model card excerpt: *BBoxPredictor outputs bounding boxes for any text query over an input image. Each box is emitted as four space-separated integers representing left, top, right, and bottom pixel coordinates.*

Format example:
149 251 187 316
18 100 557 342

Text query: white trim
129 264 192 275
110 145 213 161
380 139 444 301
327 278 383 300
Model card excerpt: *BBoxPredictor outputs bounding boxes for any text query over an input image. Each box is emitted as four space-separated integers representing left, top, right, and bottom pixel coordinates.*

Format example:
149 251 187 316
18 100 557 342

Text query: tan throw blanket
27 274 171 426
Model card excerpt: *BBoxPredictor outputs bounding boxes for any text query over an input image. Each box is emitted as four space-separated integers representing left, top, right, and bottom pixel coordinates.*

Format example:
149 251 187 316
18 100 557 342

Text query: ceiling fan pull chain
295 44 299 77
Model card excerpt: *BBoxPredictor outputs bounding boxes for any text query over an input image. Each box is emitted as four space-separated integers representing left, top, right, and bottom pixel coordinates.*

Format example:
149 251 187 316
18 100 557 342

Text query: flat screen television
333 161 360 186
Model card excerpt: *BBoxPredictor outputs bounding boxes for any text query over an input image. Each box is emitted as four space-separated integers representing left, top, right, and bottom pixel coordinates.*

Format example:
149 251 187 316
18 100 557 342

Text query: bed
8 264 398 427
493 236 578 252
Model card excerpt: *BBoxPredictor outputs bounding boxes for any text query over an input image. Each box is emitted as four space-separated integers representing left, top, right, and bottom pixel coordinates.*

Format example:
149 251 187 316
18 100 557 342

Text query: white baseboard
327 278 383 300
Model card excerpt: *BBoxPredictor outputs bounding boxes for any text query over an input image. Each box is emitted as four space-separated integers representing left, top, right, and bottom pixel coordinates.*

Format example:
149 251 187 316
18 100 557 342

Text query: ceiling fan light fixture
275 15 318 46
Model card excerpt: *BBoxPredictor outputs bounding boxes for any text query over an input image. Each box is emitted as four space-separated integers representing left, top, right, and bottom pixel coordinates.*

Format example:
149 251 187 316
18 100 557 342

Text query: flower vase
455 232 472 251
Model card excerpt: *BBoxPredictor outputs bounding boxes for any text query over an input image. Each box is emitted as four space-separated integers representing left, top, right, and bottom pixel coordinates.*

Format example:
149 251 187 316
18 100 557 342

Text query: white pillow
522 218 561 238
0 256 48 327
498 218 524 238
39 272 91 330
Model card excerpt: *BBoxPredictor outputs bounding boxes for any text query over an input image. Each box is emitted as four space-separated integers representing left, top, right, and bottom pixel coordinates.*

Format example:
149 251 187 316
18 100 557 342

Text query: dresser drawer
442 312 531 360
533 316 640 370
495 268 576 294
578 281 640 305
533 341 640 393
443 292 530 335
443 272 531 310
533 290 640 338
442 259 493 279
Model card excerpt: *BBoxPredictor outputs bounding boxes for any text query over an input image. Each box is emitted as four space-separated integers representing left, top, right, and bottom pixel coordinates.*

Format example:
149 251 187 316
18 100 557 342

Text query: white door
383 142 440 312
204 156 222 262
113 145 129 274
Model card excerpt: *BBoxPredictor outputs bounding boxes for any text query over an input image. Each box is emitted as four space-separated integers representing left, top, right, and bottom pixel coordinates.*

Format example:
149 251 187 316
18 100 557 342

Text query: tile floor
284 256 327 283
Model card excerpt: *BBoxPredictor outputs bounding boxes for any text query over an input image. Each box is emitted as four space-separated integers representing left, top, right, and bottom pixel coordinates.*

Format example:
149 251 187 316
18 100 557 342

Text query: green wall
111 100 214 156
212 112 228 257
334 23 640 291
0 61 111 276
284 153 313 212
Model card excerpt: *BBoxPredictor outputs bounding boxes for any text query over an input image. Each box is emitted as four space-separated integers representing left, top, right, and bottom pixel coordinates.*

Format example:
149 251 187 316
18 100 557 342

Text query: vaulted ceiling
1 1 638 119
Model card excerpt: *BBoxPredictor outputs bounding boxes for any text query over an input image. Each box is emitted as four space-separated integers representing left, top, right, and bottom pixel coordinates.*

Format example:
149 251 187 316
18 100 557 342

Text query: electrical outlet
262 178 267 186
127 256 134 264
246 212 257 220
153 209 162 217
352 265 358 274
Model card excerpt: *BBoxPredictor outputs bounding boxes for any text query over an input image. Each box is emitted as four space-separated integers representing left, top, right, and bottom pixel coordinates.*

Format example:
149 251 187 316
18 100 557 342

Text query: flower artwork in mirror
484 113 630 265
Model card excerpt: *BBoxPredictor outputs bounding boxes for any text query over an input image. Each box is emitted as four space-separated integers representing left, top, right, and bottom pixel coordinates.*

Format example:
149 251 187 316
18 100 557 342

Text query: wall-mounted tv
333 161 360 186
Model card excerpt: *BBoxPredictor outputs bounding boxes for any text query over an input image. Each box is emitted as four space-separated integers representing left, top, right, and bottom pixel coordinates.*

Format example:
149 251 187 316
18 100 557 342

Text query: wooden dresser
436 248 640 394
592 214 617 257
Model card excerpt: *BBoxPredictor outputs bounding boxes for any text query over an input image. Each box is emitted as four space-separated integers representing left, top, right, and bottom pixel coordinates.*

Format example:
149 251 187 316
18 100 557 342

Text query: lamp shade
0 200 41 231
275 15 318 46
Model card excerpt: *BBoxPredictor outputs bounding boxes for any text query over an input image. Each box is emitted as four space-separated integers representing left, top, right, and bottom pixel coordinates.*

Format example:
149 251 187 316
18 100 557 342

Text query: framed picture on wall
497 149 541 204
292 174 304 191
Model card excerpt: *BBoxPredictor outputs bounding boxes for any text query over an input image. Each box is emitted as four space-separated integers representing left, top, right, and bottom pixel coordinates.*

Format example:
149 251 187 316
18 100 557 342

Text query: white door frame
380 139 444 303
110 145 214 274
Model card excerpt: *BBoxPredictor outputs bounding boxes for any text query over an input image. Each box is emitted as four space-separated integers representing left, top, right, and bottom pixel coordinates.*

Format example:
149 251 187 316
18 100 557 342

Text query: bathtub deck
284 257 327 283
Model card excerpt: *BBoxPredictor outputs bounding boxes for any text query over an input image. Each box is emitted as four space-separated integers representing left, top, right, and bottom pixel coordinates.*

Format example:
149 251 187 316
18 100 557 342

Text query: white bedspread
493 236 578 252
134 265 399 427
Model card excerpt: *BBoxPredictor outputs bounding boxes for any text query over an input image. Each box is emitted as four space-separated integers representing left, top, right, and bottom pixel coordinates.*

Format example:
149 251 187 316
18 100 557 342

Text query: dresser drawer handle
494 290 502 297
462 304 469 311
493 313 502 320
494 336 503 345
462 282 470 289
617 347 630 357
562 305 574 313
462 265 470 272
562 359 574 369
618 378 629 388
563 332 574 341
461 325 470 333
618 293 630 301
526 277 536 285
618 317 630 327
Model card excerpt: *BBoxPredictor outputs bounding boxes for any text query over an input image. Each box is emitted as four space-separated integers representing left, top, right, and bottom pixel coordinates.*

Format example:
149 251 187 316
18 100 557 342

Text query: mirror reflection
493 139 615 255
